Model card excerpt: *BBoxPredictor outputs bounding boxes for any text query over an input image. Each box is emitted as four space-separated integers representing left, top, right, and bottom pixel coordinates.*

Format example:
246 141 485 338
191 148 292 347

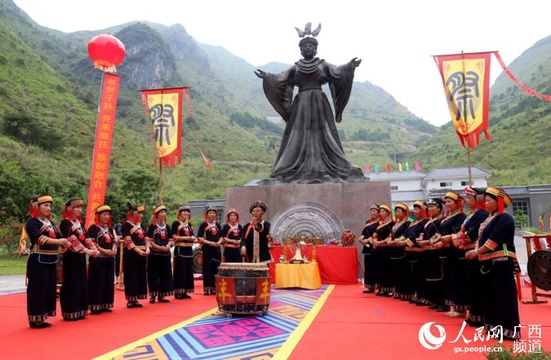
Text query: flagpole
461 50 473 187
158 163 163 204
158 90 164 205
467 146 472 186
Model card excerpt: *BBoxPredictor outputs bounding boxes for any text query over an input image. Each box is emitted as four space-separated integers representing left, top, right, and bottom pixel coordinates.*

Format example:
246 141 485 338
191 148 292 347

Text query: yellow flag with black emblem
433 52 493 149
140 87 186 168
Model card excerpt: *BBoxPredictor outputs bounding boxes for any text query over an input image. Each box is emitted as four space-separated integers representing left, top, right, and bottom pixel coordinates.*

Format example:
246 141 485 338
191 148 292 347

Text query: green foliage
0 222 21 255
350 128 390 141
2 0 551 259
120 169 159 207
485 344 550 360
2 113 63 152
403 117 438 134
514 210 528 229
0 253 27 275
229 112 283 135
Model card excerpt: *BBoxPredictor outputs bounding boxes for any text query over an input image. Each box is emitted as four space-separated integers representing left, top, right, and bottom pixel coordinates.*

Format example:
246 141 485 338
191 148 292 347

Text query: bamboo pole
116 240 124 290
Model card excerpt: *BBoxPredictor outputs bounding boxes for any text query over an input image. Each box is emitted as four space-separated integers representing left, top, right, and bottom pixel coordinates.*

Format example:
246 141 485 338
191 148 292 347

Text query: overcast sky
13 0 551 126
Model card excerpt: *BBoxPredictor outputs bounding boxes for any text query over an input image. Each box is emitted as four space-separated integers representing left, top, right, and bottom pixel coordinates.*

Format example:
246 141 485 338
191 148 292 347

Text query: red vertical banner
85 73 120 229
433 52 493 149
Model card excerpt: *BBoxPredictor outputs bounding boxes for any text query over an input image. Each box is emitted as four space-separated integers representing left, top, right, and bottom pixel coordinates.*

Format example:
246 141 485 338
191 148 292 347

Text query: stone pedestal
225 181 391 280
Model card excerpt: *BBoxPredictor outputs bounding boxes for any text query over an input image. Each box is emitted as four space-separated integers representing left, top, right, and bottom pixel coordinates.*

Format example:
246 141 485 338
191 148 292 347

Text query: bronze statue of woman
255 23 365 184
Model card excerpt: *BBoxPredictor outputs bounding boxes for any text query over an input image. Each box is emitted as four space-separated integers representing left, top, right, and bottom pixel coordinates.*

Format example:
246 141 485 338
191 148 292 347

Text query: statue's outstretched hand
254 69 265 78
351 57 362 68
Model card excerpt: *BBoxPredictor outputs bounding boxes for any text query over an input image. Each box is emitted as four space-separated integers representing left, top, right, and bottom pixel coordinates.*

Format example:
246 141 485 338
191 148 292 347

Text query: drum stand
523 234 550 304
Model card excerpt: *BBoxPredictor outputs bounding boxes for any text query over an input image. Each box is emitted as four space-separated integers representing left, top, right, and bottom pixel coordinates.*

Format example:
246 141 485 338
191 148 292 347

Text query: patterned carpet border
96 285 333 360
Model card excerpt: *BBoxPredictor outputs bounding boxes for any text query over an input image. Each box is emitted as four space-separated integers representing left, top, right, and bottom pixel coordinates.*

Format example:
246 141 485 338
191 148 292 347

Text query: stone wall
225 181 392 280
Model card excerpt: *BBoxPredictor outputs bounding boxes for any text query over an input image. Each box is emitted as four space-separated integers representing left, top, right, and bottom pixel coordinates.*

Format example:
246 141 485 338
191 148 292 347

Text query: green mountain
5 0 548 225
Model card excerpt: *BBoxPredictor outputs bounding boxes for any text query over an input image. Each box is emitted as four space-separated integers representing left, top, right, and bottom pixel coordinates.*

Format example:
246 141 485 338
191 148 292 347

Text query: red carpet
0 285 218 359
0 283 550 359
288 285 551 359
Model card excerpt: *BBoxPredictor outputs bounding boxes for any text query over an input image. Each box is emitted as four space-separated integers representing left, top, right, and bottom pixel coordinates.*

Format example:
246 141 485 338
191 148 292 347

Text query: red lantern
87 34 126 73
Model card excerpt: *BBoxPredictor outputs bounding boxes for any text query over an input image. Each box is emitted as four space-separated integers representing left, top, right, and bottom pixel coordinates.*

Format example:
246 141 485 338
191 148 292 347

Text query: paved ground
0 231 534 296
515 230 530 274
0 274 26 295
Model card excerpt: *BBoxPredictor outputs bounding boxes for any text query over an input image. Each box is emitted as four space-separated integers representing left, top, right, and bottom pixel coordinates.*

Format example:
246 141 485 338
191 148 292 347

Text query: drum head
193 248 202 274
527 250 551 291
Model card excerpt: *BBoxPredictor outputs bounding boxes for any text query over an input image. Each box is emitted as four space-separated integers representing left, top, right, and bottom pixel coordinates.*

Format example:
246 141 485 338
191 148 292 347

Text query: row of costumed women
25 195 270 329
359 187 521 341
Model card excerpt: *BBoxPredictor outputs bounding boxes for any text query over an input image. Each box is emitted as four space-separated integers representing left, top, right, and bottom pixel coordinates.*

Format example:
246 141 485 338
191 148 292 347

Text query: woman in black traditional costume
59 198 98 321
172 205 196 299
457 187 489 326
222 208 243 263
197 206 222 295
254 24 364 183
146 205 174 303
121 204 149 308
358 204 380 293
433 192 467 316
418 198 445 311
240 201 272 263
373 205 395 297
402 201 429 305
86 204 117 314
440 189 489 318
387 203 411 300
466 187 521 341
26 195 70 328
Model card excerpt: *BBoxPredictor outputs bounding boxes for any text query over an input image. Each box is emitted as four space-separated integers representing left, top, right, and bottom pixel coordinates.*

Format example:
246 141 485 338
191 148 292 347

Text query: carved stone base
225 181 391 244
226 181 391 279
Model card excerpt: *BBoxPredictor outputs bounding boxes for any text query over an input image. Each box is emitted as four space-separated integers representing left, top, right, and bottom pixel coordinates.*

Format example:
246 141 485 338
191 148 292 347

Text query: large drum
528 249 551 291
215 262 271 316
192 245 202 274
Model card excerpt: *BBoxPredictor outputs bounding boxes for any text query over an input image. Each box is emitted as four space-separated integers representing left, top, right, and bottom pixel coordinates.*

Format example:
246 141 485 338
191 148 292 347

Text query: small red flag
201 150 212 169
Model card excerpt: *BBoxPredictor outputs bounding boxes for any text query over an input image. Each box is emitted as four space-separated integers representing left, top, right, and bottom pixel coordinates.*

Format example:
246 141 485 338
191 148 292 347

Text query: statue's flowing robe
261 57 364 183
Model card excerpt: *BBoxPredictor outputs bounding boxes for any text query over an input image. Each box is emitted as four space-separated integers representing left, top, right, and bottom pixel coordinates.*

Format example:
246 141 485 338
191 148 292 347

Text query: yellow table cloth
275 262 322 290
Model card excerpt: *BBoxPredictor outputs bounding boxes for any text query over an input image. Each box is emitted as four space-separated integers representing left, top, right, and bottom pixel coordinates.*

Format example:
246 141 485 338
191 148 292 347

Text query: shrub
486 344 550 360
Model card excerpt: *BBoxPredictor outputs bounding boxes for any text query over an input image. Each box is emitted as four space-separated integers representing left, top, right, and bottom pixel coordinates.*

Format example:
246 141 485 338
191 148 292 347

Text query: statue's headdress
296 22 321 47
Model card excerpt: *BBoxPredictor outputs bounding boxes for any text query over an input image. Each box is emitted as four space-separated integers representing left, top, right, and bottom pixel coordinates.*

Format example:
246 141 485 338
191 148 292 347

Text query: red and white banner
85 73 120 229
493 52 551 102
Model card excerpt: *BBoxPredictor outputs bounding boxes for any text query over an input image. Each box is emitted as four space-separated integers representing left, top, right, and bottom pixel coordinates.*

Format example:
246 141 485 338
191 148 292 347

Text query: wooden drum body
215 262 271 316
